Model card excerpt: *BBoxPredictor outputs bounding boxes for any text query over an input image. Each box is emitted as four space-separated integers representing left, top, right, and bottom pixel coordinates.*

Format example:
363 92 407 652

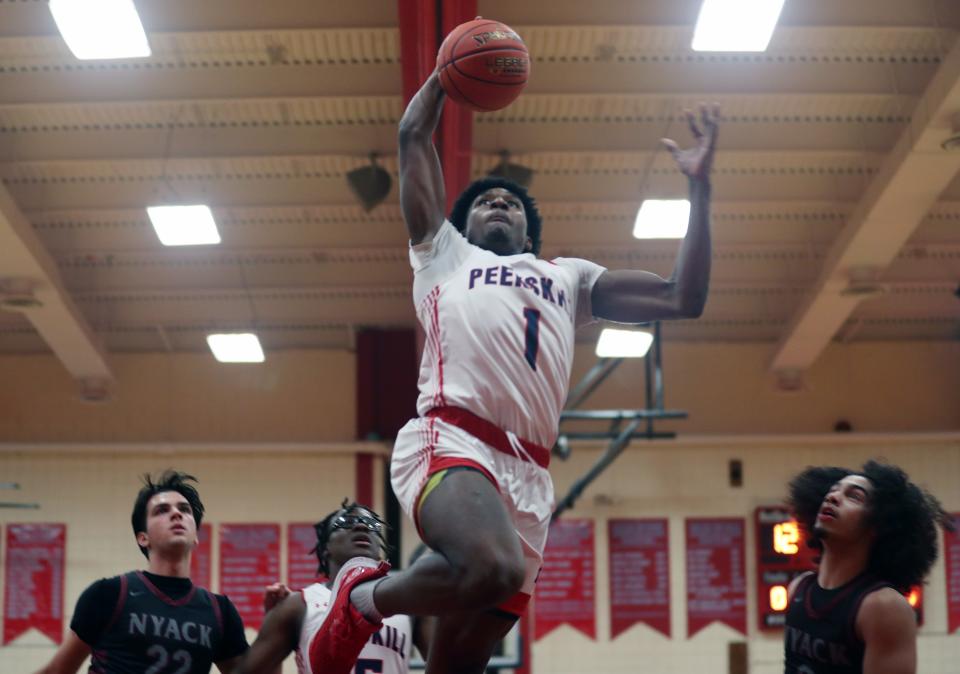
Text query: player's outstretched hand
661 103 720 179
263 582 291 613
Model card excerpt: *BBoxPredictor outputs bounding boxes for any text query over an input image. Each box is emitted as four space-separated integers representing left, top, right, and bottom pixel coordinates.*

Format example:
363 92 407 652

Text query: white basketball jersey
297 582 413 674
411 221 606 448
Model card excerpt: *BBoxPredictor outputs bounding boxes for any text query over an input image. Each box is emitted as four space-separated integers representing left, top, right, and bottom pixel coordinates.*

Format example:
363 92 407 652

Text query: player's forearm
399 73 447 243
668 177 712 318
399 72 445 140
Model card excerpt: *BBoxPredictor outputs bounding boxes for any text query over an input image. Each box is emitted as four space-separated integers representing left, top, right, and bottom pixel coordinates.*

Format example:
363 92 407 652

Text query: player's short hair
788 460 954 591
130 470 205 559
310 499 387 577
449 177 543 256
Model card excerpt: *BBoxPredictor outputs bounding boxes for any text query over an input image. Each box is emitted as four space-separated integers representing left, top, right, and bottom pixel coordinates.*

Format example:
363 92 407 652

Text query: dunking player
305 71 718 674
784 461 953 674
235 501 429 674
35 471 248 674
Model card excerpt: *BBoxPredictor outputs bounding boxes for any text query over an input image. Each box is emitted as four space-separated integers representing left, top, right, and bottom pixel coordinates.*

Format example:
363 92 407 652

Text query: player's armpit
859 588 917 674
232 593 306 674
33 630 92 674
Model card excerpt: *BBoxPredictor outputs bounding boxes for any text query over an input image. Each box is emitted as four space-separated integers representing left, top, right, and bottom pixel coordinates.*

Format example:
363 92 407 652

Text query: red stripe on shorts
426 406 550 469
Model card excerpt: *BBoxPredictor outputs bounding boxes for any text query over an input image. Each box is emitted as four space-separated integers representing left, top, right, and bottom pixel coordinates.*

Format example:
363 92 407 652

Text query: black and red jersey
784 572 894 674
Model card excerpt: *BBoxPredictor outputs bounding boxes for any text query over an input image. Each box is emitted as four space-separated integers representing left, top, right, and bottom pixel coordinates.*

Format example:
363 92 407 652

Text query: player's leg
373 468 526 615
424 609 518 674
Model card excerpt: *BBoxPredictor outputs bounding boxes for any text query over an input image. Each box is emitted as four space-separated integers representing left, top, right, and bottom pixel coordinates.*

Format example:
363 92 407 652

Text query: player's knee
459 551 524 605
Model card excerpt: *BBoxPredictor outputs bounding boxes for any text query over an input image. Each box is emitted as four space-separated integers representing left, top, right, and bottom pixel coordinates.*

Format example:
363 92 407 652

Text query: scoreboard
754 506 924 630
755 506 817 630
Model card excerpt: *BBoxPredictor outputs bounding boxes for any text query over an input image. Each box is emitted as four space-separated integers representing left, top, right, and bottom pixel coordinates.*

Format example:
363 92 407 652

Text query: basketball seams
444 20 503 67
438 42 528 70
438 19 528 111
438 19 501 68
441 64 489 111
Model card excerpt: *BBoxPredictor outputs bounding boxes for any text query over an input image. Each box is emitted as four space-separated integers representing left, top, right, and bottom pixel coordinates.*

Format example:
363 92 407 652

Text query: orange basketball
437 18 530 112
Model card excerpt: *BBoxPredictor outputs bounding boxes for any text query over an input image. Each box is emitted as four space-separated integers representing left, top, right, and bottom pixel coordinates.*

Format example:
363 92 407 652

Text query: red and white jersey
296 582 413 674
411 221 606 448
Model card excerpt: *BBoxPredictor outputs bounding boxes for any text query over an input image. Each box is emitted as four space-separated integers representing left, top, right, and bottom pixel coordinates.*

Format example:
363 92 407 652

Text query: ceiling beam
771 36 960 375
0 183 112 393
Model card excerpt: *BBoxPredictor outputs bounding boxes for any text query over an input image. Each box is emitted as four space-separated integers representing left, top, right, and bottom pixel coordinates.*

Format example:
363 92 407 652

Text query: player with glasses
236 501 430 674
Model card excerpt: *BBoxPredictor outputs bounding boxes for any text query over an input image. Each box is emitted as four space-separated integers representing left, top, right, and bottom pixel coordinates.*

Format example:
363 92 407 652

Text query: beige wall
0 350 357 442
0 445 387 673
1 340 958 443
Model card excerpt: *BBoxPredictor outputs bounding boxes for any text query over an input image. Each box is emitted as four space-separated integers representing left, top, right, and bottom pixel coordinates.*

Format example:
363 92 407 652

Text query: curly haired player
784 461 954 674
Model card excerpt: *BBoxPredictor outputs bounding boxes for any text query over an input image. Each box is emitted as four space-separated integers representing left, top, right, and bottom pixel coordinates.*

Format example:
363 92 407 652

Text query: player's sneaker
307 556 391 674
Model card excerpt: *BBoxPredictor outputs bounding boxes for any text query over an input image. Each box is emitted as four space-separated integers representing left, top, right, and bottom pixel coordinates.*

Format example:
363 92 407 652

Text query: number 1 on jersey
523 308 541 371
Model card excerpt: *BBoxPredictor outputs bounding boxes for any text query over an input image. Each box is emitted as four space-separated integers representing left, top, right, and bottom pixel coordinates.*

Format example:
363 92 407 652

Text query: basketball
436 17 530 112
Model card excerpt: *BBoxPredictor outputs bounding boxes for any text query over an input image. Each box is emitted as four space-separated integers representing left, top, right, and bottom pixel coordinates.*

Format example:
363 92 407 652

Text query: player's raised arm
398 71 447 245
591 104 719 323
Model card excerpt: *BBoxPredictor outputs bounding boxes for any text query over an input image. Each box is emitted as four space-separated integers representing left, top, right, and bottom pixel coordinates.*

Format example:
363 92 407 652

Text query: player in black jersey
35 471 249 674
783 461 953 674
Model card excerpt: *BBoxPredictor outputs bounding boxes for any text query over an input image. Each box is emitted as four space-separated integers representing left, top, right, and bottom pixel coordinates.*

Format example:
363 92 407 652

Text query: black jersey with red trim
784 572 894 674
73 571 246 674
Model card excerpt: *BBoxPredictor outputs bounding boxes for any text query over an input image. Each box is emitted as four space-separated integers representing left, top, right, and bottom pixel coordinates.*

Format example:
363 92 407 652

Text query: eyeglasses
330 513 383 533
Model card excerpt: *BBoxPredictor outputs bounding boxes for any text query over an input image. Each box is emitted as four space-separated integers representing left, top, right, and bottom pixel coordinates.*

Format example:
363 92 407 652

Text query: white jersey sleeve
409 220 473 306
552 257 607 327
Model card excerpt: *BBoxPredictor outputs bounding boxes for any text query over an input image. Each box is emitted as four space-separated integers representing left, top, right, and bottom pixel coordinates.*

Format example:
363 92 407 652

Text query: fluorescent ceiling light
595 328 654 358
147 205 221 246
633 199 690 239
206 333 265 363
692 0 786 52
49 0 151 60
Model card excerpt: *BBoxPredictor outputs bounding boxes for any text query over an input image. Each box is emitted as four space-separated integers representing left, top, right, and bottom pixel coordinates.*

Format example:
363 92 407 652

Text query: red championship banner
946 513 960 634
219 524 280 630
3 523 66 645
609 518 671 638
190 523 213 589
685 517 746 638
288 523 323 590
534 518 595 640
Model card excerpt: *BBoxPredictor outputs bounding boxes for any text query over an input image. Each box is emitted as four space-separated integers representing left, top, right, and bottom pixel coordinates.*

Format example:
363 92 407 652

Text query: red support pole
438 0 477 212
398 0 439 105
